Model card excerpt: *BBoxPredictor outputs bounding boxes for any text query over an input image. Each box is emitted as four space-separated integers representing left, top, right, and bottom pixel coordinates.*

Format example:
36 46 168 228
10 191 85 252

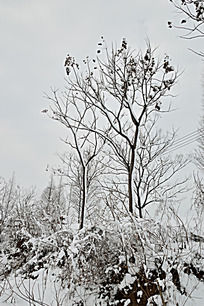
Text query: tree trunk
137 193 143 218
138 207 143 218
128 148 135 214
128 172 133 213
79 166 87 230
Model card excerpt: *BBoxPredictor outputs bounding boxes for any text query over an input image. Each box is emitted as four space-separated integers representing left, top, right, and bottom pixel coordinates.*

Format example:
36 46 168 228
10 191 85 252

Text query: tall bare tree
61 40 185 215
45 39 188 222
134 119 188 217
46 87 105 229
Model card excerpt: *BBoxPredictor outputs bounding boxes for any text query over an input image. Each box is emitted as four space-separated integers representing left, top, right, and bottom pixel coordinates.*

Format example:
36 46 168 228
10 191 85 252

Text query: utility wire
162 128 204 155
168 132 202 151
164 135 201 155
170 128 204 147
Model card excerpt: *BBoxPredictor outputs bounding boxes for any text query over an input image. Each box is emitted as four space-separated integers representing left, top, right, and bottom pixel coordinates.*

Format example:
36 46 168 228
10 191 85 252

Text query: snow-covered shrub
0 215 204 305
52 218 204 305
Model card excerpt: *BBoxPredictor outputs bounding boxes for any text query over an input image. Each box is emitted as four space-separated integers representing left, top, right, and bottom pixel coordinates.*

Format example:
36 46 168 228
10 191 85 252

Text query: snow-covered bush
2 217 199 305
53 217 204 305
0 183 204 305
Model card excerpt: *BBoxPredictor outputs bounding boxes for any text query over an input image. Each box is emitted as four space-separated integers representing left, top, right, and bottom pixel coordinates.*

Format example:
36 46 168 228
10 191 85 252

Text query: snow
0 193 204 305
119 273 136 291
124 299 131 306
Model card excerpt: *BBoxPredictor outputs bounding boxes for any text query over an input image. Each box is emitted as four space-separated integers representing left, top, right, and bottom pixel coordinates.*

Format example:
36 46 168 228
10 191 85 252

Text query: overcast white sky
0 0 203 192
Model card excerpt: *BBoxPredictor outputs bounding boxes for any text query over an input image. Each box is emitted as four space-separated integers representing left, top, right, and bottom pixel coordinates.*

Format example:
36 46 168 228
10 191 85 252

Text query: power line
171 128 204 147
164 135 201 155
162 128 204 155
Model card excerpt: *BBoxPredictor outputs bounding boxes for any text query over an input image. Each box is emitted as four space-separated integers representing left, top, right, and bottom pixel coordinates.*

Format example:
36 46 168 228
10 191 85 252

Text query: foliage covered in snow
0 191 204 306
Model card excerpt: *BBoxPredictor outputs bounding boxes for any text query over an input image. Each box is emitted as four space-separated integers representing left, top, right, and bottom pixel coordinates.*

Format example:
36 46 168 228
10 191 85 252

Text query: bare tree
46 87 105 229
191 81 204 237
55 150 107 227
194 81 204 169
0 175 17 236
37 176 67 234
168 0 204 56
134 119 188 217
168 0 204 38
60 39 185 217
